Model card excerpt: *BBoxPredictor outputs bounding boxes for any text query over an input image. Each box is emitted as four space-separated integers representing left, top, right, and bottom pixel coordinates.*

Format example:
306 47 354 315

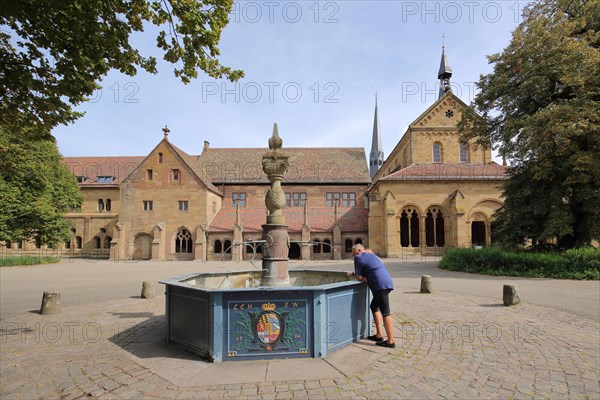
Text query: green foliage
0 127 83 246
0 0 244 133
0 255 61 266
459 0 600 247
439 247 600 280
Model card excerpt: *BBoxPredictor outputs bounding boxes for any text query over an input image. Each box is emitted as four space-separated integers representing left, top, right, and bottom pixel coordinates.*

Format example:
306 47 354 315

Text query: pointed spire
369 94 384 179
438 38 453 98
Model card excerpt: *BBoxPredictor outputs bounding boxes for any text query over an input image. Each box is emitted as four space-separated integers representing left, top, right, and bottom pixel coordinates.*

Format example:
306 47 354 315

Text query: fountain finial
268 122 283 151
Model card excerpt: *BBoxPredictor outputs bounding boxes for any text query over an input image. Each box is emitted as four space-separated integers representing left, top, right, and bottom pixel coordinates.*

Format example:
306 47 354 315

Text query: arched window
289 243 301 259
345 239 353 252
175 228 193 253
313 240 321 254
104 236 112 249
433 142 443 163
472 221 486 247
105 199 112 212
98 199 104 212
354 238 362 245
323 239 331 253
94 236 101 249
214 240 222 254
65 239 71 249
400 208 420 247
76 236 83 249
425 208 445 247
459 143 469 163
224 240 232 254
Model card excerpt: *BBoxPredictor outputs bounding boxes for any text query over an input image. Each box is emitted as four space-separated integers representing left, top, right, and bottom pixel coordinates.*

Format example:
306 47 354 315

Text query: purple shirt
354 252 394 291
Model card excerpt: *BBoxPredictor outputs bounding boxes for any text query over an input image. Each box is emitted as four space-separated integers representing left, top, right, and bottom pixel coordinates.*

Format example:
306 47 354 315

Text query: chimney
203 141 210 153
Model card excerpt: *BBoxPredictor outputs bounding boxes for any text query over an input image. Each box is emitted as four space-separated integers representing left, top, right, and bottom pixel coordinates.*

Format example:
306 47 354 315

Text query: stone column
261 123 290 286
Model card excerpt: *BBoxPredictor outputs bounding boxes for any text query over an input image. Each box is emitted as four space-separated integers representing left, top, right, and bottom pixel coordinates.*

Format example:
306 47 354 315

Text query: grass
438 247 600 280
0 255 61 266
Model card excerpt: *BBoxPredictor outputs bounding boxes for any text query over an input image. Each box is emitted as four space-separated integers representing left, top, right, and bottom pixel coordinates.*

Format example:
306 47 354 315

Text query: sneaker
367 335 384 342
376 341 396 348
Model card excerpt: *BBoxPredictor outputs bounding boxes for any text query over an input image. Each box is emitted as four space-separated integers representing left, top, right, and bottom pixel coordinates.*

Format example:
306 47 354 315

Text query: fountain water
161 125 371 362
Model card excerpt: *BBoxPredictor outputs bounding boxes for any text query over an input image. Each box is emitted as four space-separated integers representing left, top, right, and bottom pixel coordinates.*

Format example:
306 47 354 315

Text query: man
348 244 395 348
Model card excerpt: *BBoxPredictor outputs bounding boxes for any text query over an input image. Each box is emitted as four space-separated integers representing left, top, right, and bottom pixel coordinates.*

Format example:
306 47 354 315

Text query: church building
366 47 507 256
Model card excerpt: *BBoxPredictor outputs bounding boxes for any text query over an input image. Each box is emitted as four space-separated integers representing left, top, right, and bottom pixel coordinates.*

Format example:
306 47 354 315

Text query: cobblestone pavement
1 282 599 400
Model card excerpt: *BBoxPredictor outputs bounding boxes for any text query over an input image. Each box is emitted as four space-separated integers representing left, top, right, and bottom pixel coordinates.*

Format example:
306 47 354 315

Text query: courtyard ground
1 258 598 399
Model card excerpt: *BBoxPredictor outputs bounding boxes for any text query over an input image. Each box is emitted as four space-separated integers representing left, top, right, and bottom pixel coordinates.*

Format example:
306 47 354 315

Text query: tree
1 0 244 135
0 0 243 246
459 0 600 247
0 127 84 247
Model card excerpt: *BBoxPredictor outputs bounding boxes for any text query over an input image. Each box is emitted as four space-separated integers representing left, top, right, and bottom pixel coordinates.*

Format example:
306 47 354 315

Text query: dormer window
96 176 114 183
76 176 87 183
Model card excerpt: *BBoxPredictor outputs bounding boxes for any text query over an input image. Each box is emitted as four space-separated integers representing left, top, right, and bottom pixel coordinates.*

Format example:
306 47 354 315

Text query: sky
52 1 530 162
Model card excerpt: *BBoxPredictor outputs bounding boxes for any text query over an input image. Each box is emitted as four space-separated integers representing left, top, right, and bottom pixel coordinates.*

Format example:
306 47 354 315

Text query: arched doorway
134 234 153 260
471 222 486 247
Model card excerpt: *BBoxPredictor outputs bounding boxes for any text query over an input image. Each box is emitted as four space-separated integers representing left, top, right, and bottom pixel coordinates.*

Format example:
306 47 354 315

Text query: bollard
503 284 520 306
40 290 61 315
420 275 432 293
141 281 155 299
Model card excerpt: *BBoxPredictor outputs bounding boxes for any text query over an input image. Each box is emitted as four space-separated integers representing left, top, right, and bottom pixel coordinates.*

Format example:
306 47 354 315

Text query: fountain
161 124 371 362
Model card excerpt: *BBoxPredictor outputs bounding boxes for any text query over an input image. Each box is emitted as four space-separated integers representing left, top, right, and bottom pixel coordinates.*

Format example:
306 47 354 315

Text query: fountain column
261 123 290 286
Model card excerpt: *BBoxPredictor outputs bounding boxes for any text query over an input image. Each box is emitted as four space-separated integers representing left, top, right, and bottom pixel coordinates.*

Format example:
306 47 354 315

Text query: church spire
369 94 384 179
438 39 453 98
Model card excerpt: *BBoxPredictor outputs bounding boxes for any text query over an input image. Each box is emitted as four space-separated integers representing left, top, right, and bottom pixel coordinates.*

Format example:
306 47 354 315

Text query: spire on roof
369 94 384 179
438 38 453 98
162 125 170 140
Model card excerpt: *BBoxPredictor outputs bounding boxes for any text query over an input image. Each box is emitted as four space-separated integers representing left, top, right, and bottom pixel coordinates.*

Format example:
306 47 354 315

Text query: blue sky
53 1 529 162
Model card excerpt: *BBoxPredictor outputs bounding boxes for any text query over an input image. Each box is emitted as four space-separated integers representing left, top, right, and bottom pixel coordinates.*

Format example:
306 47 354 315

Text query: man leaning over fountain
348 244 396 348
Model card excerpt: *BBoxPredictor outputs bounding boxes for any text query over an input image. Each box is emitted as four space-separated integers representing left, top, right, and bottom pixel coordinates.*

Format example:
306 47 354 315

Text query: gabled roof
410 90 468 128
208 207 368 233
198 147 371 184
168 142 221 194
62 156 145 186
380 162 507 181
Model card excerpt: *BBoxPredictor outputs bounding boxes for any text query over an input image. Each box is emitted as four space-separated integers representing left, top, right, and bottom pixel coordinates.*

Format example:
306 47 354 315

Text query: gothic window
425 208 445 247
323 239 331 253
104 236 112 249
76 236 83 249
313 240 321 254
425 211 435 247
436 211 445 247
94 236 101 249
433 143 443 163
460 143 469 163
400 211 409 247
214 240 222 254
175 228 193 253
98 199 104 212
105 199 111 212
472 222 486 247
345 239 353 252
224 240 232 254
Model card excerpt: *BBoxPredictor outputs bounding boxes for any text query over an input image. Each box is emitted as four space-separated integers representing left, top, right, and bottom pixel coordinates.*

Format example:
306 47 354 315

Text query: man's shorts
370 289 393 317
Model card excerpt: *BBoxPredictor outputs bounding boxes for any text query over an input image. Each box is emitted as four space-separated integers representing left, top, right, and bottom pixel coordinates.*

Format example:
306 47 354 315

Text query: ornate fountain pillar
261 123 290 286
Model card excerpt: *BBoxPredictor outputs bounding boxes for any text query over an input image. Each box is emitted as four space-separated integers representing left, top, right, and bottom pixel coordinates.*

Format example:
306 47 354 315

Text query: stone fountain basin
161 270 371 362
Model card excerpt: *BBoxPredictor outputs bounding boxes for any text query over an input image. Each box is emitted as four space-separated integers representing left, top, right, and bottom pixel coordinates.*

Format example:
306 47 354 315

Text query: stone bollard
141 281 155 299
503 284 520 306
40 290 61 315
420 275 433 293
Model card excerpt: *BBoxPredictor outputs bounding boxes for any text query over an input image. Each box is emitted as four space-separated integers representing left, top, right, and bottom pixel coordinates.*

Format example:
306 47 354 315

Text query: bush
0 256 61 266
439 247 600 280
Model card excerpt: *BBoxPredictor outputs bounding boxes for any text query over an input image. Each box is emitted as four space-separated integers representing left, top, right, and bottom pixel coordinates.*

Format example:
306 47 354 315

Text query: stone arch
288 242 301 260
424 205 446 247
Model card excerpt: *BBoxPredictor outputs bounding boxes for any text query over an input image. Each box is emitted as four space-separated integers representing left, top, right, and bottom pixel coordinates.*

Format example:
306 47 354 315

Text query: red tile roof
62 156 145 186
208 207 368 233
198 147 371 184
380 163 507 181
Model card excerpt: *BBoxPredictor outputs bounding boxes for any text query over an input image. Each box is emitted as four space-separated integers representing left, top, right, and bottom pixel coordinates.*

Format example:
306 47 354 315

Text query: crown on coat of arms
261 303 276 311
